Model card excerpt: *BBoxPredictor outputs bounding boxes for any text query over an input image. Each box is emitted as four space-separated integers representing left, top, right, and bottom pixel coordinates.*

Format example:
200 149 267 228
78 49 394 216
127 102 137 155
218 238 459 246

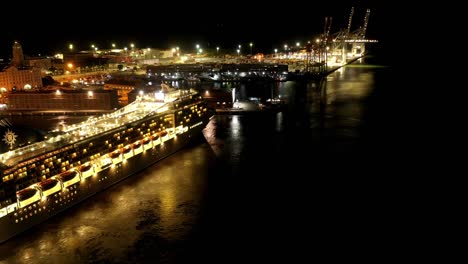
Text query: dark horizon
1 2 388 60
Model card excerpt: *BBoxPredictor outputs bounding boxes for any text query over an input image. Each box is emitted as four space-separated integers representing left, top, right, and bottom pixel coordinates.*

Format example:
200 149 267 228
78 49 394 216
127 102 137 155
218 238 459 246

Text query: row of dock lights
68 43 138 52
66 40 321 58
67 41 298 53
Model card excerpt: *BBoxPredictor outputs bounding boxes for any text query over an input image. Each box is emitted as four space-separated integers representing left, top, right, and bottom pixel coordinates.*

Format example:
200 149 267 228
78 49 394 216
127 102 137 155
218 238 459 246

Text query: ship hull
0 124 206 243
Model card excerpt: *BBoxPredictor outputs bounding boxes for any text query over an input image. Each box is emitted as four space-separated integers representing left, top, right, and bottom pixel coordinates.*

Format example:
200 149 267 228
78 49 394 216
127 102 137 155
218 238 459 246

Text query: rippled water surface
1 58 399 262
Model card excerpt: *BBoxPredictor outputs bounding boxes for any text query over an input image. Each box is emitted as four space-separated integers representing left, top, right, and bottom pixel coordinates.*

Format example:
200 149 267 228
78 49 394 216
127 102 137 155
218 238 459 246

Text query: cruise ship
0 87 213 243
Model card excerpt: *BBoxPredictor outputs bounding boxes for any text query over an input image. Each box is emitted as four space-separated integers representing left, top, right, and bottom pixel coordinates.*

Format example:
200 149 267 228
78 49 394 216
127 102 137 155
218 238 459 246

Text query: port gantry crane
330 8 377 63
304 7 377 73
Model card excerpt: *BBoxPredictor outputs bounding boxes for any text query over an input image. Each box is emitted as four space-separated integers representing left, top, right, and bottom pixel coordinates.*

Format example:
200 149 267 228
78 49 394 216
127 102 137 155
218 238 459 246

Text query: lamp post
249 42 253 56
69 44 73 52
274 49 278 58
216 46 219 56
237 49 240 58
326 46 329 69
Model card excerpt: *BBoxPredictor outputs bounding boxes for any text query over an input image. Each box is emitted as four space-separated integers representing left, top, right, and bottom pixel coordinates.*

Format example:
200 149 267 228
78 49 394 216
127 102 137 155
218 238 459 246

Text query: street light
216 46 219 55
67 63 73 73
69 44 73 51
237 49 240 57
284 44 288 51
112 43 116 48
296 42 300 47
274 49 278 57
249 42 253 55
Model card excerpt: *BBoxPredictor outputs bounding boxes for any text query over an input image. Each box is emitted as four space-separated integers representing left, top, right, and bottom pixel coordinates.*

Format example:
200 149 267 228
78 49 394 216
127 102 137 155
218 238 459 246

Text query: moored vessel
0 87 213 243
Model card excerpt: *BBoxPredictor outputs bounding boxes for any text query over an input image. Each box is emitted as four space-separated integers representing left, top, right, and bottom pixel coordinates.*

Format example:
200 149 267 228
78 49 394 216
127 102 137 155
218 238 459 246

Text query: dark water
1 57 406 262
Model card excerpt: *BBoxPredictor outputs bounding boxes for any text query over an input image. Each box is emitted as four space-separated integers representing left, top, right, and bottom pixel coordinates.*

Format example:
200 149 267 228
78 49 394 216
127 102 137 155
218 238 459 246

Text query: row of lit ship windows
10 126 177 211
2 145 75 180
1 123 155 183
13 185 79 223
2 105 204 186
14 189 78 223
2 124 174 183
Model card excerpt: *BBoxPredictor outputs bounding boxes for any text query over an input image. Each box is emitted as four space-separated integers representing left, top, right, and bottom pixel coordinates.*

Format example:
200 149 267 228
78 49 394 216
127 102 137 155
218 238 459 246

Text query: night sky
1 1 388 59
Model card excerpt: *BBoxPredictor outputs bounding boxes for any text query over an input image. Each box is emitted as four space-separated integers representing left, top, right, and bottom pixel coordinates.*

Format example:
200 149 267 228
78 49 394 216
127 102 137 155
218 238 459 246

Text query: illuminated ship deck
0 89 193 167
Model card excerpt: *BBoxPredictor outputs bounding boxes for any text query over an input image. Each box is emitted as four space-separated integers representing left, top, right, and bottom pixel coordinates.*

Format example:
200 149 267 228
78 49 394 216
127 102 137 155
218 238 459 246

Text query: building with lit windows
0 42 42 92
24 57 52 74
7 89 119 111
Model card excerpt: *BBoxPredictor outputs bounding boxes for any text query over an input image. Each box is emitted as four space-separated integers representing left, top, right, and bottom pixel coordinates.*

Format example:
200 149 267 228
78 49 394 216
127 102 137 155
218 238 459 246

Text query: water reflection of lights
159 187 176 221
231 115 240 138
276 112 283 132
